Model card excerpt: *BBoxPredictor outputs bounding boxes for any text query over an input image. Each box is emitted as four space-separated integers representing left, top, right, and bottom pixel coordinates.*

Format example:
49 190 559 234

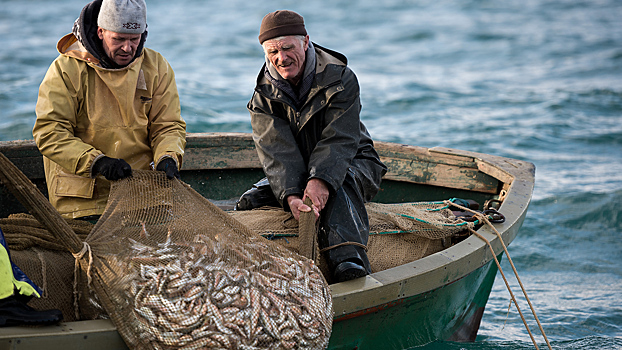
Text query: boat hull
329 257 499 349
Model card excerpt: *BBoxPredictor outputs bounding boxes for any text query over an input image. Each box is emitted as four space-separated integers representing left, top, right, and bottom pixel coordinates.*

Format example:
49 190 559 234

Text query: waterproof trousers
236 158 385 275
318 167 372 273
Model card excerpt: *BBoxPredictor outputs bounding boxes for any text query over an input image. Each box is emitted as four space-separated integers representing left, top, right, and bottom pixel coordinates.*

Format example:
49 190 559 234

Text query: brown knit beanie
258 10 307 44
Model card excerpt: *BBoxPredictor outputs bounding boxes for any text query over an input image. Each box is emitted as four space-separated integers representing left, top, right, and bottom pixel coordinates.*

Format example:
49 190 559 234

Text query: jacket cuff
90 154 106 178
156 154 180 168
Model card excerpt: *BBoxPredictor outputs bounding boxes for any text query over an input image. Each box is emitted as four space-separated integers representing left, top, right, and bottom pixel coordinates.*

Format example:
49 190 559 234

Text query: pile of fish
118 231 333 350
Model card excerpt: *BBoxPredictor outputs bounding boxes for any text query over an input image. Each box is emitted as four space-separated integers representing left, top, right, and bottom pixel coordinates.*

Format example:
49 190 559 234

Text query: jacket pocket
54 172 95 199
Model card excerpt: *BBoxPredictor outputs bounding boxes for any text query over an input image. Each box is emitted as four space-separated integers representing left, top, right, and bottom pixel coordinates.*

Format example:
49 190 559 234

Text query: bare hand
287 195 312 221
303 178 329 218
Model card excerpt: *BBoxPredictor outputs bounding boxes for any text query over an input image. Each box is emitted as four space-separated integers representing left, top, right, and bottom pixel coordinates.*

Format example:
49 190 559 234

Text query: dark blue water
1 0 621 349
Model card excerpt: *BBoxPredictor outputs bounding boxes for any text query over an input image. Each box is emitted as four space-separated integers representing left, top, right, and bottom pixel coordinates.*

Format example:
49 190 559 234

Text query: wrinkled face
97 28 141 66
263 35 309 85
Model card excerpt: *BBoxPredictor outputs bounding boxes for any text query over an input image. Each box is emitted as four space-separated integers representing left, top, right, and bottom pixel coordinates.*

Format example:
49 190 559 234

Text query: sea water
1 0 621 349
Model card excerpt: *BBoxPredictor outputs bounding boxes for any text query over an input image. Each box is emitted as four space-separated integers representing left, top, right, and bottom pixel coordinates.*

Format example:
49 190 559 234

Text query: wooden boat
0 132 535 349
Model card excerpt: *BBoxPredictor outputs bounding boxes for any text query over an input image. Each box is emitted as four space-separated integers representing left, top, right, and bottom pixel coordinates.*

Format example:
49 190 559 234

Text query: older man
33 0 186 220
243 10 387 283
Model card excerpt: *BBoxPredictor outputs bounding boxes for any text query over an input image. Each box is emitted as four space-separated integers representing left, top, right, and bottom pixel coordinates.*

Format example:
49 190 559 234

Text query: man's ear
97 27 105 40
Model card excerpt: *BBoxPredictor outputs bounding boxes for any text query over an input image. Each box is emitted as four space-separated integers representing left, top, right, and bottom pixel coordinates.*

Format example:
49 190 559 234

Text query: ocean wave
530 189 622 231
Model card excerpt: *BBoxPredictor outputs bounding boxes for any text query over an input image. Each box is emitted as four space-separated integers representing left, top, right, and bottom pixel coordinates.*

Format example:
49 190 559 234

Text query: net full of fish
113 228 333 350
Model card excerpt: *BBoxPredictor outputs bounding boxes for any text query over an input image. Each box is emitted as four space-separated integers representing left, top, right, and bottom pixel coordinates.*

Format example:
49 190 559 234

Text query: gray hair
261 35 307 53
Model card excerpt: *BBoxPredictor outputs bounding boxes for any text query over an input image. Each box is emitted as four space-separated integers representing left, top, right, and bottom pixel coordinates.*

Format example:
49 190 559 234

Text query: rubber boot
235 177 280 210
0 295 63 327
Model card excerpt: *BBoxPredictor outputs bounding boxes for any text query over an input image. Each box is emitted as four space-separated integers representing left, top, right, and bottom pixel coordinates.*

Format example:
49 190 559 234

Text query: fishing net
1 199 472 323
229 200 475 273
79 170 333 350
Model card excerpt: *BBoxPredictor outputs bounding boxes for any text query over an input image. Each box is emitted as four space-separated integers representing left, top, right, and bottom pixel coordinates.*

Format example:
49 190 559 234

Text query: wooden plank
376 142 500 193
375 141 478 168
0 134 502 196
183 133 261 170
381 157 498 193
0 140 45 180
183 146 261 170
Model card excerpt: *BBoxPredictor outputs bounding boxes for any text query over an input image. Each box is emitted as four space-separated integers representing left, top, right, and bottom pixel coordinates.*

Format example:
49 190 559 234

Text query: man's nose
275 50 287 63
121 40 132 52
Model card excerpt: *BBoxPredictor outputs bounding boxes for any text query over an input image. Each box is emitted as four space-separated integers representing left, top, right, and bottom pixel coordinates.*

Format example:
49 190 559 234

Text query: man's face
263 35 309 85
97 28 141 66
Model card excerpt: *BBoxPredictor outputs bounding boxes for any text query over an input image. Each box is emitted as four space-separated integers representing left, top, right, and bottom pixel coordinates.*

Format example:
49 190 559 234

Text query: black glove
92 156 132 181
156 158 180 179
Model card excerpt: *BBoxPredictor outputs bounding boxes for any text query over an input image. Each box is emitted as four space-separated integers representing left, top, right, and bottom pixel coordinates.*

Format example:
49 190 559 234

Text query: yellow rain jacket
33 34 186 219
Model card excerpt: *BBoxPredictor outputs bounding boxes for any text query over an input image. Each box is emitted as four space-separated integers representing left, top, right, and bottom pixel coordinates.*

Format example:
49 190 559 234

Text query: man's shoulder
314 43 348 67
140 47 173 67
141 47 163 60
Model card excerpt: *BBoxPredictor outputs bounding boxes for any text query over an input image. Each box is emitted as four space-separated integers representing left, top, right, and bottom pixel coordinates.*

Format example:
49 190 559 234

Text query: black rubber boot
0 295 63 327
235 177 281 210
333 260 368 283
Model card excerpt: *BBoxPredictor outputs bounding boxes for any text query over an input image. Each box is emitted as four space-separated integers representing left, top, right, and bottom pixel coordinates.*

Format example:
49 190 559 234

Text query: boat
0 132 535 349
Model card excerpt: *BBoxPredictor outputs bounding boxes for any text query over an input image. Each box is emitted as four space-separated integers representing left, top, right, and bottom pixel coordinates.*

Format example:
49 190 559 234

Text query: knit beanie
258 10 307 44
97 0 147 34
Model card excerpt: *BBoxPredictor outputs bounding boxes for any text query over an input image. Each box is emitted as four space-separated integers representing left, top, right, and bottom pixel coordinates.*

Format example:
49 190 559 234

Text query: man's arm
248 93 308 208
307 67 362 192
33 56 102 176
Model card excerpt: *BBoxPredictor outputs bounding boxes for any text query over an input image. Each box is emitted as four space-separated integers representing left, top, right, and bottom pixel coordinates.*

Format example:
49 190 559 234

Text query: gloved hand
92 156 132 181
156 158 180 179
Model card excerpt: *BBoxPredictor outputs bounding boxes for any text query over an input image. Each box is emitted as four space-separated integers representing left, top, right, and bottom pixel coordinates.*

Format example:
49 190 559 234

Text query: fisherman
0 228 62 326
33 0 186 220
240 10 387 283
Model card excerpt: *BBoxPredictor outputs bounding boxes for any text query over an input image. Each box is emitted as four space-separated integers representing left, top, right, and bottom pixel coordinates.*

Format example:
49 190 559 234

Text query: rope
72 242 94 320
445 200 552 350
468 227 541 349
33 248 48 299
319 241 368 253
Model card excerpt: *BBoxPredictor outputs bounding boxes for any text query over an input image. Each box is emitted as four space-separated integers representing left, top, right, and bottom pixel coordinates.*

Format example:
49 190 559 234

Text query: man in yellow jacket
33 0 186 220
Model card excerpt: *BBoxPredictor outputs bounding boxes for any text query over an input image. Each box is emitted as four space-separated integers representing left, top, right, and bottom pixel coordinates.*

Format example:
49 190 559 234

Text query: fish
114 226 333 349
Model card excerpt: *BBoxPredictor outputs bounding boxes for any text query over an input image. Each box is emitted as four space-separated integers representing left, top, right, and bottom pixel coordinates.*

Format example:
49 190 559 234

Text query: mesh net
81 170 332 350
230 200 474 273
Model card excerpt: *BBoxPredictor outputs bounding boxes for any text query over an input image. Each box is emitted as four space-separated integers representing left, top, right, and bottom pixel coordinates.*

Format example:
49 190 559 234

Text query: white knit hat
97 0 147 34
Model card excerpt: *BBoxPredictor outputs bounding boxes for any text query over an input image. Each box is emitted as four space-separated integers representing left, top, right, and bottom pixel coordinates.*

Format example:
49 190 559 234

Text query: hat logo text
123 23 141 30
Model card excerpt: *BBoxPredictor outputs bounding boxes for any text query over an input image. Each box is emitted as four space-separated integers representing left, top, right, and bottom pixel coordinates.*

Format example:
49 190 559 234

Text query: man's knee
235 178 280 210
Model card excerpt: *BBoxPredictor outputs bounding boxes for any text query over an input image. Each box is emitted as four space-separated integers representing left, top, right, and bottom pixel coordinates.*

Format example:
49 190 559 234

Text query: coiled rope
445 200 552 350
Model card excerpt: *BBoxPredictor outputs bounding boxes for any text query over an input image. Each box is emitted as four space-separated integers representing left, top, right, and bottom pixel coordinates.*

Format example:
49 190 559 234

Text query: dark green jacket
247 43 386 207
